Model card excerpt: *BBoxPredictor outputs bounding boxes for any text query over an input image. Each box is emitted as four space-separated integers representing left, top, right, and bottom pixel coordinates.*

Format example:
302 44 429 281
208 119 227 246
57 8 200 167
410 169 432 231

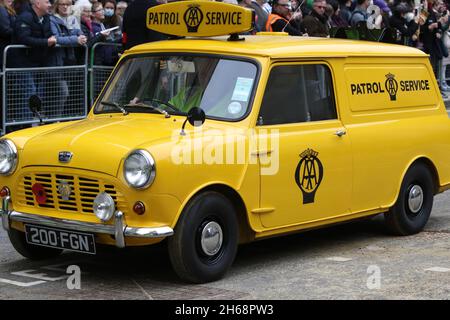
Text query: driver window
258 64 337 126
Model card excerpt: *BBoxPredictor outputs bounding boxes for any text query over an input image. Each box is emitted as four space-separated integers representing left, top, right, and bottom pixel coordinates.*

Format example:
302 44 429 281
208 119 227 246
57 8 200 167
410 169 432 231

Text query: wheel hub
408 185 424 214
200 221 223 256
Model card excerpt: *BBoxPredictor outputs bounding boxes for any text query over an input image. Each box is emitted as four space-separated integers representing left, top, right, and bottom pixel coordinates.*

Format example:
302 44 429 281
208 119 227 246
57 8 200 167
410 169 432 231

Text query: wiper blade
151 99 184 115
123 102 170 118
100 101 128 115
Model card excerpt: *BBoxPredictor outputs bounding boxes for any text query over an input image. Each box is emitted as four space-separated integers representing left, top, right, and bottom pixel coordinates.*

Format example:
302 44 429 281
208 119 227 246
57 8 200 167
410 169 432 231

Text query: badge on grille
59 151 73 163
58 180 72 201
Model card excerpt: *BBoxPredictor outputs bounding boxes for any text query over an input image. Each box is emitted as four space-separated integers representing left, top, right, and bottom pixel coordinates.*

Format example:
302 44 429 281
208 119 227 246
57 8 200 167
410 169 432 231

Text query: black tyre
384 164 434 235
8 228 63 260
168 192 239 283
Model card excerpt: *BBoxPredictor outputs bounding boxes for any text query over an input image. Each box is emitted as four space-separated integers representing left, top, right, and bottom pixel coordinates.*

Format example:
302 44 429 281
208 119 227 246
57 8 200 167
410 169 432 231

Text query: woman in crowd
0 0 15 68
91 1 119 66
103 0 123 43
49 0 87 117
50 0 87 66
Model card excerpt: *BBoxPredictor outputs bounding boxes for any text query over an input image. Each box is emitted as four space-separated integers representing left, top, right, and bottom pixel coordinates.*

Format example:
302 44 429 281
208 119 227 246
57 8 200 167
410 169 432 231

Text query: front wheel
168 192 239 283
384 164 434 235
8 228 63 260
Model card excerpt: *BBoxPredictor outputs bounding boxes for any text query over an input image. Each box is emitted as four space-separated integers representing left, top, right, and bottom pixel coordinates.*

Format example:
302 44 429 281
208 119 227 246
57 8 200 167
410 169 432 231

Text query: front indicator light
93 192 115 222
133 201 146 215
0 186 10 198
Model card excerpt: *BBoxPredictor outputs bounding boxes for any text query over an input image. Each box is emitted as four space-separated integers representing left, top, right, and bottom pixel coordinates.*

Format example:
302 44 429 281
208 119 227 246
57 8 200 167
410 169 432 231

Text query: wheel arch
391 156 440 208
174 183 255 244
406 157 440 195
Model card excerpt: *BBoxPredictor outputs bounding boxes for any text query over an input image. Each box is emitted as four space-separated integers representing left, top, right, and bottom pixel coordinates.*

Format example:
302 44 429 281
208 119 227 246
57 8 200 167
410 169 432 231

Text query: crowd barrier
0 43 122 135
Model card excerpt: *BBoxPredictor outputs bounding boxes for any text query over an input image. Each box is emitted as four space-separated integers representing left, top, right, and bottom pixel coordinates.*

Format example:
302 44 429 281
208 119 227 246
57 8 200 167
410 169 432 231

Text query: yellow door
255 63 352 228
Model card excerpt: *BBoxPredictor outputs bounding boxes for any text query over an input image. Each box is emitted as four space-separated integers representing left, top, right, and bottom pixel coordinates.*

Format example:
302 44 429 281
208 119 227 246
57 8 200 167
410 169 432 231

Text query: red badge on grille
32 183 47 205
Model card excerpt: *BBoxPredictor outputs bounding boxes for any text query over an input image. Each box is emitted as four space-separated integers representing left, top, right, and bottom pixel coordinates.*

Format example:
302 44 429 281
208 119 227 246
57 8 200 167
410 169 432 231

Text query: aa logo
295 149 324 204
385 73 398 101
184 4 203 33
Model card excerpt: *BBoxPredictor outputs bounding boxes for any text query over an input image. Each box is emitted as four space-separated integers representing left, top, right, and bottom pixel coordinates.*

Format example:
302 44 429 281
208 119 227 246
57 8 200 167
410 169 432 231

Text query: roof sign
147 0 254 37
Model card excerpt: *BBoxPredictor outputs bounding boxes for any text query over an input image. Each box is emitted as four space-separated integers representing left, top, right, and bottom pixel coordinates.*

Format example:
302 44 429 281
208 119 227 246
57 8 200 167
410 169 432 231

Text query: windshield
95 55 258 120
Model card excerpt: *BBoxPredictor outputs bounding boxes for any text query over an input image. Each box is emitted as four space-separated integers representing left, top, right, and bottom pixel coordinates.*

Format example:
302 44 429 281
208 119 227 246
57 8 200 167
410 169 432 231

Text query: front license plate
25 224 96 255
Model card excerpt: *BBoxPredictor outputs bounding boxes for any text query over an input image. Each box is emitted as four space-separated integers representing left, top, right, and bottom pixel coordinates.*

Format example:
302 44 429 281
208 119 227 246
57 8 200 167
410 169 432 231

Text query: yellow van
1 1 449 283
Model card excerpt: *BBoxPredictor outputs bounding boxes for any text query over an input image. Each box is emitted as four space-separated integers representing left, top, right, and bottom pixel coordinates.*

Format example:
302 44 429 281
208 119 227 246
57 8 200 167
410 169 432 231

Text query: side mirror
187 107 206 127
180 107 206 135
28 95 43 124
29 95 42 114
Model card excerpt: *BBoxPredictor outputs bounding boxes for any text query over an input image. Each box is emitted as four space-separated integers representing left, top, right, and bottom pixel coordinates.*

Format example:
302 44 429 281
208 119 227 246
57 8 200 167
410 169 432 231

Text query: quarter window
258 64 337 125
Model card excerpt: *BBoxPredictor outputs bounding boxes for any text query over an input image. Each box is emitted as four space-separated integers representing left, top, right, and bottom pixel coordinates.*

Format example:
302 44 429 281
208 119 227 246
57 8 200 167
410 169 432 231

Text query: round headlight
123 150 155 189
93 192 115 222
0 139 18 176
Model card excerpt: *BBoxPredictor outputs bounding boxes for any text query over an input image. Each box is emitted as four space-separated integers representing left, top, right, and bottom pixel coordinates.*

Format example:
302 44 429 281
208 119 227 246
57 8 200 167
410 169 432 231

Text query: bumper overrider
0 196 174 248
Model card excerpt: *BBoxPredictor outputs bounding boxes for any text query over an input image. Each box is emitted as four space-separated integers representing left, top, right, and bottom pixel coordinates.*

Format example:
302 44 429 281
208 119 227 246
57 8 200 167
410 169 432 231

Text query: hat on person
373 0 392 14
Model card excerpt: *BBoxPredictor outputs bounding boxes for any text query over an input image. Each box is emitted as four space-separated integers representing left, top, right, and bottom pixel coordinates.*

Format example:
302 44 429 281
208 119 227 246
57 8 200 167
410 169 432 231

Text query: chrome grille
19 173 124 214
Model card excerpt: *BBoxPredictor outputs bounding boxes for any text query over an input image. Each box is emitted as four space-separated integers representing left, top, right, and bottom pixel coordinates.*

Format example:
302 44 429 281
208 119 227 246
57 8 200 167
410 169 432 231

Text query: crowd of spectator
0 0 450 123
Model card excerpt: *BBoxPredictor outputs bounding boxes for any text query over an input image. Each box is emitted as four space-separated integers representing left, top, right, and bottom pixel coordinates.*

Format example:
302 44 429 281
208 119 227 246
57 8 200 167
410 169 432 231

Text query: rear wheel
168 192 239 283
8 228 63 260
384 164 434 235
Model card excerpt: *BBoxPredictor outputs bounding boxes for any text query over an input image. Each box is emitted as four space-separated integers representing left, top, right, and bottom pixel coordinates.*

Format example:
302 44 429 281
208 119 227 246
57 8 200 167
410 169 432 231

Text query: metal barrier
89 42 122 104
1 45 88 135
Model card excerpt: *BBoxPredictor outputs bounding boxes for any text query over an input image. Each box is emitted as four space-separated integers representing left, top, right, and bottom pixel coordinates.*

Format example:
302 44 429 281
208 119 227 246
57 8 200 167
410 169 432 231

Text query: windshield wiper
150 99 184 114
100 101 128 115
123 102 170 118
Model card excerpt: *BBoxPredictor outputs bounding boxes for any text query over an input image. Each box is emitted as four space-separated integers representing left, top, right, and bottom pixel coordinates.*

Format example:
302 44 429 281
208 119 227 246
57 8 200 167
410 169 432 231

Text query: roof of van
127 35 427 58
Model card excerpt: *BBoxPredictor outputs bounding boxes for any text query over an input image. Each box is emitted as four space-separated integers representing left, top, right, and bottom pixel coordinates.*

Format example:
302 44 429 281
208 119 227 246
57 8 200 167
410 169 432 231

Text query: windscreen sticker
227 101 243 115
231 77 254 102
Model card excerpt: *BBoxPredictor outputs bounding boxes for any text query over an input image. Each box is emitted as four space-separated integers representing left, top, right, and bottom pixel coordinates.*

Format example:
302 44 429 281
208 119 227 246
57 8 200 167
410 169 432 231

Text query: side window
258 64 337 125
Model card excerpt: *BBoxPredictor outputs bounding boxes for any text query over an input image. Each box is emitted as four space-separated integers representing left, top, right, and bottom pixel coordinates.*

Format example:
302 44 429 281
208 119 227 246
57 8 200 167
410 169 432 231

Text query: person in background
13 0 56 121
338 0 352 23
301 0 330 37
0 0 16 68
329 0 349 27
103 0 122 42
73 1 109 48
421 0 449 96
50 0 87 116
91 1 119 65
121 0 167 50
389 2 419 44
115 1 127 18
240 0 268 32
13 0 30 16
266 0 304 35
350 0 370 27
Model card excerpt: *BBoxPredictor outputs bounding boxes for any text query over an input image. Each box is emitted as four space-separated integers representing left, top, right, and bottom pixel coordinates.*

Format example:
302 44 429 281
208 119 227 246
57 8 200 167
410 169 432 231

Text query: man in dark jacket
301 0 329 37
389 3 419 45
122 0 168 50
14 0 56 67
13 0 57 121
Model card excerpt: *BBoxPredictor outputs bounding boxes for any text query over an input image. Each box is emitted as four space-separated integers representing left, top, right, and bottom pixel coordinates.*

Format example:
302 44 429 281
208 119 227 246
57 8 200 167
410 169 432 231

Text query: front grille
17 173 126 214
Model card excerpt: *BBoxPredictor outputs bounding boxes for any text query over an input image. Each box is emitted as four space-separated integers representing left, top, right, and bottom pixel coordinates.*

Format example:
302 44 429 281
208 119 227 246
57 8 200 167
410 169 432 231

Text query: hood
19 115 186 176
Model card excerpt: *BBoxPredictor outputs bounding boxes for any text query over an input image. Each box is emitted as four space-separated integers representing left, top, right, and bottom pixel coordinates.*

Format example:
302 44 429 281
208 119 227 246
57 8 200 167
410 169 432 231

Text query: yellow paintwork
1 35 450 247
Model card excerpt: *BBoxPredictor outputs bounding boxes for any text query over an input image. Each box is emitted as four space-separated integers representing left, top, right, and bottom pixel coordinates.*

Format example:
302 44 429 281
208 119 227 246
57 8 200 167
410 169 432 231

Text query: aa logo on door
295 149 324 204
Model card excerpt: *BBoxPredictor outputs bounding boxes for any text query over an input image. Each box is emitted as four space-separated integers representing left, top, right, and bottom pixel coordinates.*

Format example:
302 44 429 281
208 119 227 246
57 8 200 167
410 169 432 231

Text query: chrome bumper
0 196 174 248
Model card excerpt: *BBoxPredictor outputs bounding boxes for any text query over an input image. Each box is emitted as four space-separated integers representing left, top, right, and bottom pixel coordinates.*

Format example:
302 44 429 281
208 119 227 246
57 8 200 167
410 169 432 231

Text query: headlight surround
123 149 155 189
0 139 18 176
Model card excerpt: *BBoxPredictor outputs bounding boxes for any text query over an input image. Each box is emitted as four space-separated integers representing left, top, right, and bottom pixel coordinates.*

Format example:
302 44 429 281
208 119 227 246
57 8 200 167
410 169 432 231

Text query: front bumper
1 196 174 248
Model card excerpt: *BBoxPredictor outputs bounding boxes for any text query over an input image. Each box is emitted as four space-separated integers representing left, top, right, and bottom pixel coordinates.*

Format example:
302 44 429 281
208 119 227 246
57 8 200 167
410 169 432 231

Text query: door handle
334 129 347 137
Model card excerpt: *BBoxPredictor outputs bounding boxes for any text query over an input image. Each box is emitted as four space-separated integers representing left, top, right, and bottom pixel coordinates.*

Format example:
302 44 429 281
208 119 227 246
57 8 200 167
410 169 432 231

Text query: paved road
0 191 449 300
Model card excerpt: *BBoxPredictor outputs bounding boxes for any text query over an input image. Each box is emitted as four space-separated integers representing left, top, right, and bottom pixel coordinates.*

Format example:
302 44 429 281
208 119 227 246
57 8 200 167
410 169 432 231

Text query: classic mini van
1 1 449 283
